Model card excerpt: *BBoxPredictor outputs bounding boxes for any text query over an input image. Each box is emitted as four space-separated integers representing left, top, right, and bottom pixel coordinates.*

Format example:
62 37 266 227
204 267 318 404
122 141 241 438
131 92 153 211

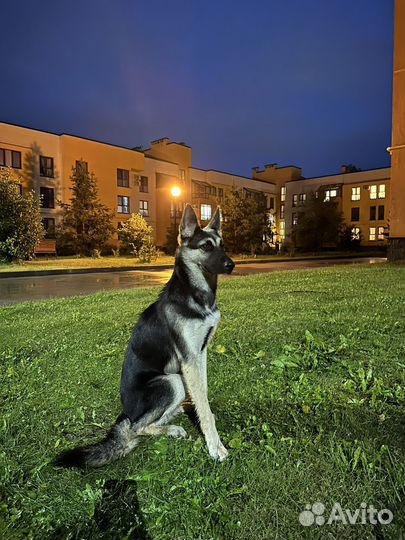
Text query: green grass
0 264 404 540
0 251 385 273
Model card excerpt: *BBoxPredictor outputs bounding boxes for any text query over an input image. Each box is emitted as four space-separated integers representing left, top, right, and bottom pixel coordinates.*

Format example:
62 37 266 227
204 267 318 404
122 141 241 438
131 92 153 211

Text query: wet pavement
0 257 386 306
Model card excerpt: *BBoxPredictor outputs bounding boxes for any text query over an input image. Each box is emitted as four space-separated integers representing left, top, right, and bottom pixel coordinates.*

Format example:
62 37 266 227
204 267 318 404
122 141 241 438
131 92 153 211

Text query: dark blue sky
1 0 393 177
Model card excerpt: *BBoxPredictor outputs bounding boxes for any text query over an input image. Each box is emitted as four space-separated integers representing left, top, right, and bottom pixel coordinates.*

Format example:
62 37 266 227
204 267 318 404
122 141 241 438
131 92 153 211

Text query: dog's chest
178 307 220 358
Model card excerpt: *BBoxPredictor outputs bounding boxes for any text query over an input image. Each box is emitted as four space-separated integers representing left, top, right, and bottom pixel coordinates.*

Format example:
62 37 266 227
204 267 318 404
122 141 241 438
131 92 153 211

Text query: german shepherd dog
55 204 235 468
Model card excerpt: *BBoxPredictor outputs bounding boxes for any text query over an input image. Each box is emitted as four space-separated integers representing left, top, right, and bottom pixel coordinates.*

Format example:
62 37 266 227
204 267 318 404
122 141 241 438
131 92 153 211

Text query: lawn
0 264 404 540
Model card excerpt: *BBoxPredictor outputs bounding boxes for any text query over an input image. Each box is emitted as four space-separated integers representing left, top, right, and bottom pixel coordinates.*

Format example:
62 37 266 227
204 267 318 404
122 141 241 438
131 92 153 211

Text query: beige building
0 120 394 252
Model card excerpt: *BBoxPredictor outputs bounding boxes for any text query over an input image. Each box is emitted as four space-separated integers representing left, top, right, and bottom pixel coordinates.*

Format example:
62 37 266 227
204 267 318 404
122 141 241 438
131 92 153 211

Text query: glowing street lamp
171 186 181 198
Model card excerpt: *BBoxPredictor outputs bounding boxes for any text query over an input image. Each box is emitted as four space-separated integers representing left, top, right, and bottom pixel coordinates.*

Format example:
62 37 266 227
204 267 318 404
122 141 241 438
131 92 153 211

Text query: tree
118 212 155 258
0 168 44 262
221 187 269 254
291 192 344 251
57 161 115 255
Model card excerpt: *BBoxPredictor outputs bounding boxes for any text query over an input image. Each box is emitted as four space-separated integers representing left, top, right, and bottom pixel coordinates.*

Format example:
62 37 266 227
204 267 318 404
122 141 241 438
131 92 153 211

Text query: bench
34 239 56 255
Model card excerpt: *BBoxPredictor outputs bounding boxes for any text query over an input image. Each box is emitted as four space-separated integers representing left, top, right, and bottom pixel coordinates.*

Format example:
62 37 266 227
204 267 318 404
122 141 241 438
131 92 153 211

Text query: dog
55 204 235 468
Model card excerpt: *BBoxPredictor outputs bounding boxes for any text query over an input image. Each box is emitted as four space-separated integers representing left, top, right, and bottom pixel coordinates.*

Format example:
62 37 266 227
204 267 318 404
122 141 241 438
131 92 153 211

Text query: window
370 206 376 221
40 156 54 178
370 185 377 200
351 207 360 221
200 204 212 221
117 195 130 214
139 175 148 193
351 227 360 240
179 169 185 181
40 187 54 208
378 226 385 240
378 184 386 199
139 200 149 217
369 227 376 241
299 193 306 203
292 213 298 226
280 204 285 219
11 151 21 169
218 188 224 200
378 205 385 220
280 186 286 202
279 220 285 238
292 194 298 207
117 168 129 187
351 187 360 201
42 217 56 238
269 196 275 210
0 148 5 166
324 188 338 201
192 181 216 198
76 160 88 174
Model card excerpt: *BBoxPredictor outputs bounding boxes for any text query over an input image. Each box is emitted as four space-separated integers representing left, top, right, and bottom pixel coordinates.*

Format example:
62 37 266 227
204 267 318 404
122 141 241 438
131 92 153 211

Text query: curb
0 253 387 279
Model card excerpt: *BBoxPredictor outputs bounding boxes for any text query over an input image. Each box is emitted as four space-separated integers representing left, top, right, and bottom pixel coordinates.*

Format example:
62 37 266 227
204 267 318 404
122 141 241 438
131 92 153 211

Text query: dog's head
178 204 235 275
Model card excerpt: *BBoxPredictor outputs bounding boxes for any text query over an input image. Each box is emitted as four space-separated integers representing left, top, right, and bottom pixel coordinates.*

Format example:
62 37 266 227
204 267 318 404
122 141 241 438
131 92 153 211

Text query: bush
118 213 156 258
0 168 44 262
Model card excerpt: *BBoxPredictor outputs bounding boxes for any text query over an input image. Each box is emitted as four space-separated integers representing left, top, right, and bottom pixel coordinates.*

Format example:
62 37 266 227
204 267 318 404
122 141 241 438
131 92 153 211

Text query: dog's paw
166 425 187 439
209 442 229 462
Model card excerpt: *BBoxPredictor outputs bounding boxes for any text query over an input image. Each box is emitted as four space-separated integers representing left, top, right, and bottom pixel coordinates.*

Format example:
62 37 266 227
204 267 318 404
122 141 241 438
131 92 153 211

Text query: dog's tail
54 414 139 468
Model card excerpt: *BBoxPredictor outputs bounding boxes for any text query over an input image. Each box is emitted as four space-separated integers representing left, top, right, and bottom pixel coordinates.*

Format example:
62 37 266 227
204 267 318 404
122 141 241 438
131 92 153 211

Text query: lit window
378 184 385 199
370 185 377 200
351 227 360 240
139 200 149 217
279 220 285 239
324 189 338 201
292 194 298 207
200 204 212 221
377 226 385 240
280 204 285 219
299 193 306 203
351 187 360 201
117 195 130 214
292 213 298 226
117 168 129 187
369 227 376 241
280 186 286 202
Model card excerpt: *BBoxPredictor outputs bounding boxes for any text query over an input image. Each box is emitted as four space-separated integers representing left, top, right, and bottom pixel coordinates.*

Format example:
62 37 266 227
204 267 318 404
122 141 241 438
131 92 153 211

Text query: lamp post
171 186 182 233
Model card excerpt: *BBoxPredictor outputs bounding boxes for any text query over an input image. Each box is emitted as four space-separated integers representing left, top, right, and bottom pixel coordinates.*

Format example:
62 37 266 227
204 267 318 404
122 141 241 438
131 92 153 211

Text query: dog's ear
179 204 199 240
204 206 222 235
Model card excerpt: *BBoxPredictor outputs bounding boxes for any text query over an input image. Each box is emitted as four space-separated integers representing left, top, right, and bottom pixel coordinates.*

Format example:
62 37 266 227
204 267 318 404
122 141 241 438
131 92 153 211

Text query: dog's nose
225 259 235 273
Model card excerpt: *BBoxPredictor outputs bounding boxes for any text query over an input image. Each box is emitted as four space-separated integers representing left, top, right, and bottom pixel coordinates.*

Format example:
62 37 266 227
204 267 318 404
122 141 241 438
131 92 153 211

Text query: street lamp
171 186 182 233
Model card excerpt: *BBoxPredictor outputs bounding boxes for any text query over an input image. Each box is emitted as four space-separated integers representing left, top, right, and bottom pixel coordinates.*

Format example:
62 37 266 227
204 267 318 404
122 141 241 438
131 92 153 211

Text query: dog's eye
201 241 214 252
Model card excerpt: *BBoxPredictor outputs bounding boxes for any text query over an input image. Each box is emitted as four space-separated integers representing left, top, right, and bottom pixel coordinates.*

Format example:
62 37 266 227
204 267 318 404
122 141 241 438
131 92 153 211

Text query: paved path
0 257 386 306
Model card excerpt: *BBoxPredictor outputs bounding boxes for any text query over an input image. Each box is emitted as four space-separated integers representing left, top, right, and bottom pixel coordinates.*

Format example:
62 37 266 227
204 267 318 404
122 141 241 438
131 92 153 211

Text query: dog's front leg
182 361 228 462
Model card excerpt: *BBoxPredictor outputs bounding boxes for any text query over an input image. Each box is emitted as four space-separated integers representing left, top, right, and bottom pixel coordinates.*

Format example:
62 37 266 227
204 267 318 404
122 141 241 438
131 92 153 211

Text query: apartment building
280 166 390 246
0 120 392 251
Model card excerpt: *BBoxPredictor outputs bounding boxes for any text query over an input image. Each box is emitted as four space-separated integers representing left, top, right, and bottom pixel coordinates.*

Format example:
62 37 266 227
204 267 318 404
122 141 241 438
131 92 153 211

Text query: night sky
0 0 393 178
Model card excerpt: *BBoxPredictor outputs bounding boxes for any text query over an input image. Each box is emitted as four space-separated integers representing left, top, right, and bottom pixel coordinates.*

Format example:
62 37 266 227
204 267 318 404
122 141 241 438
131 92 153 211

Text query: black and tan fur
54 205 235 468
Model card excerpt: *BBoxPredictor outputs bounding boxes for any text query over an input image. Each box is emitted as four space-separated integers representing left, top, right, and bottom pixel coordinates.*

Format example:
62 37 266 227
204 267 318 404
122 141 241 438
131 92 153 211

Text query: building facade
0 120 392 251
